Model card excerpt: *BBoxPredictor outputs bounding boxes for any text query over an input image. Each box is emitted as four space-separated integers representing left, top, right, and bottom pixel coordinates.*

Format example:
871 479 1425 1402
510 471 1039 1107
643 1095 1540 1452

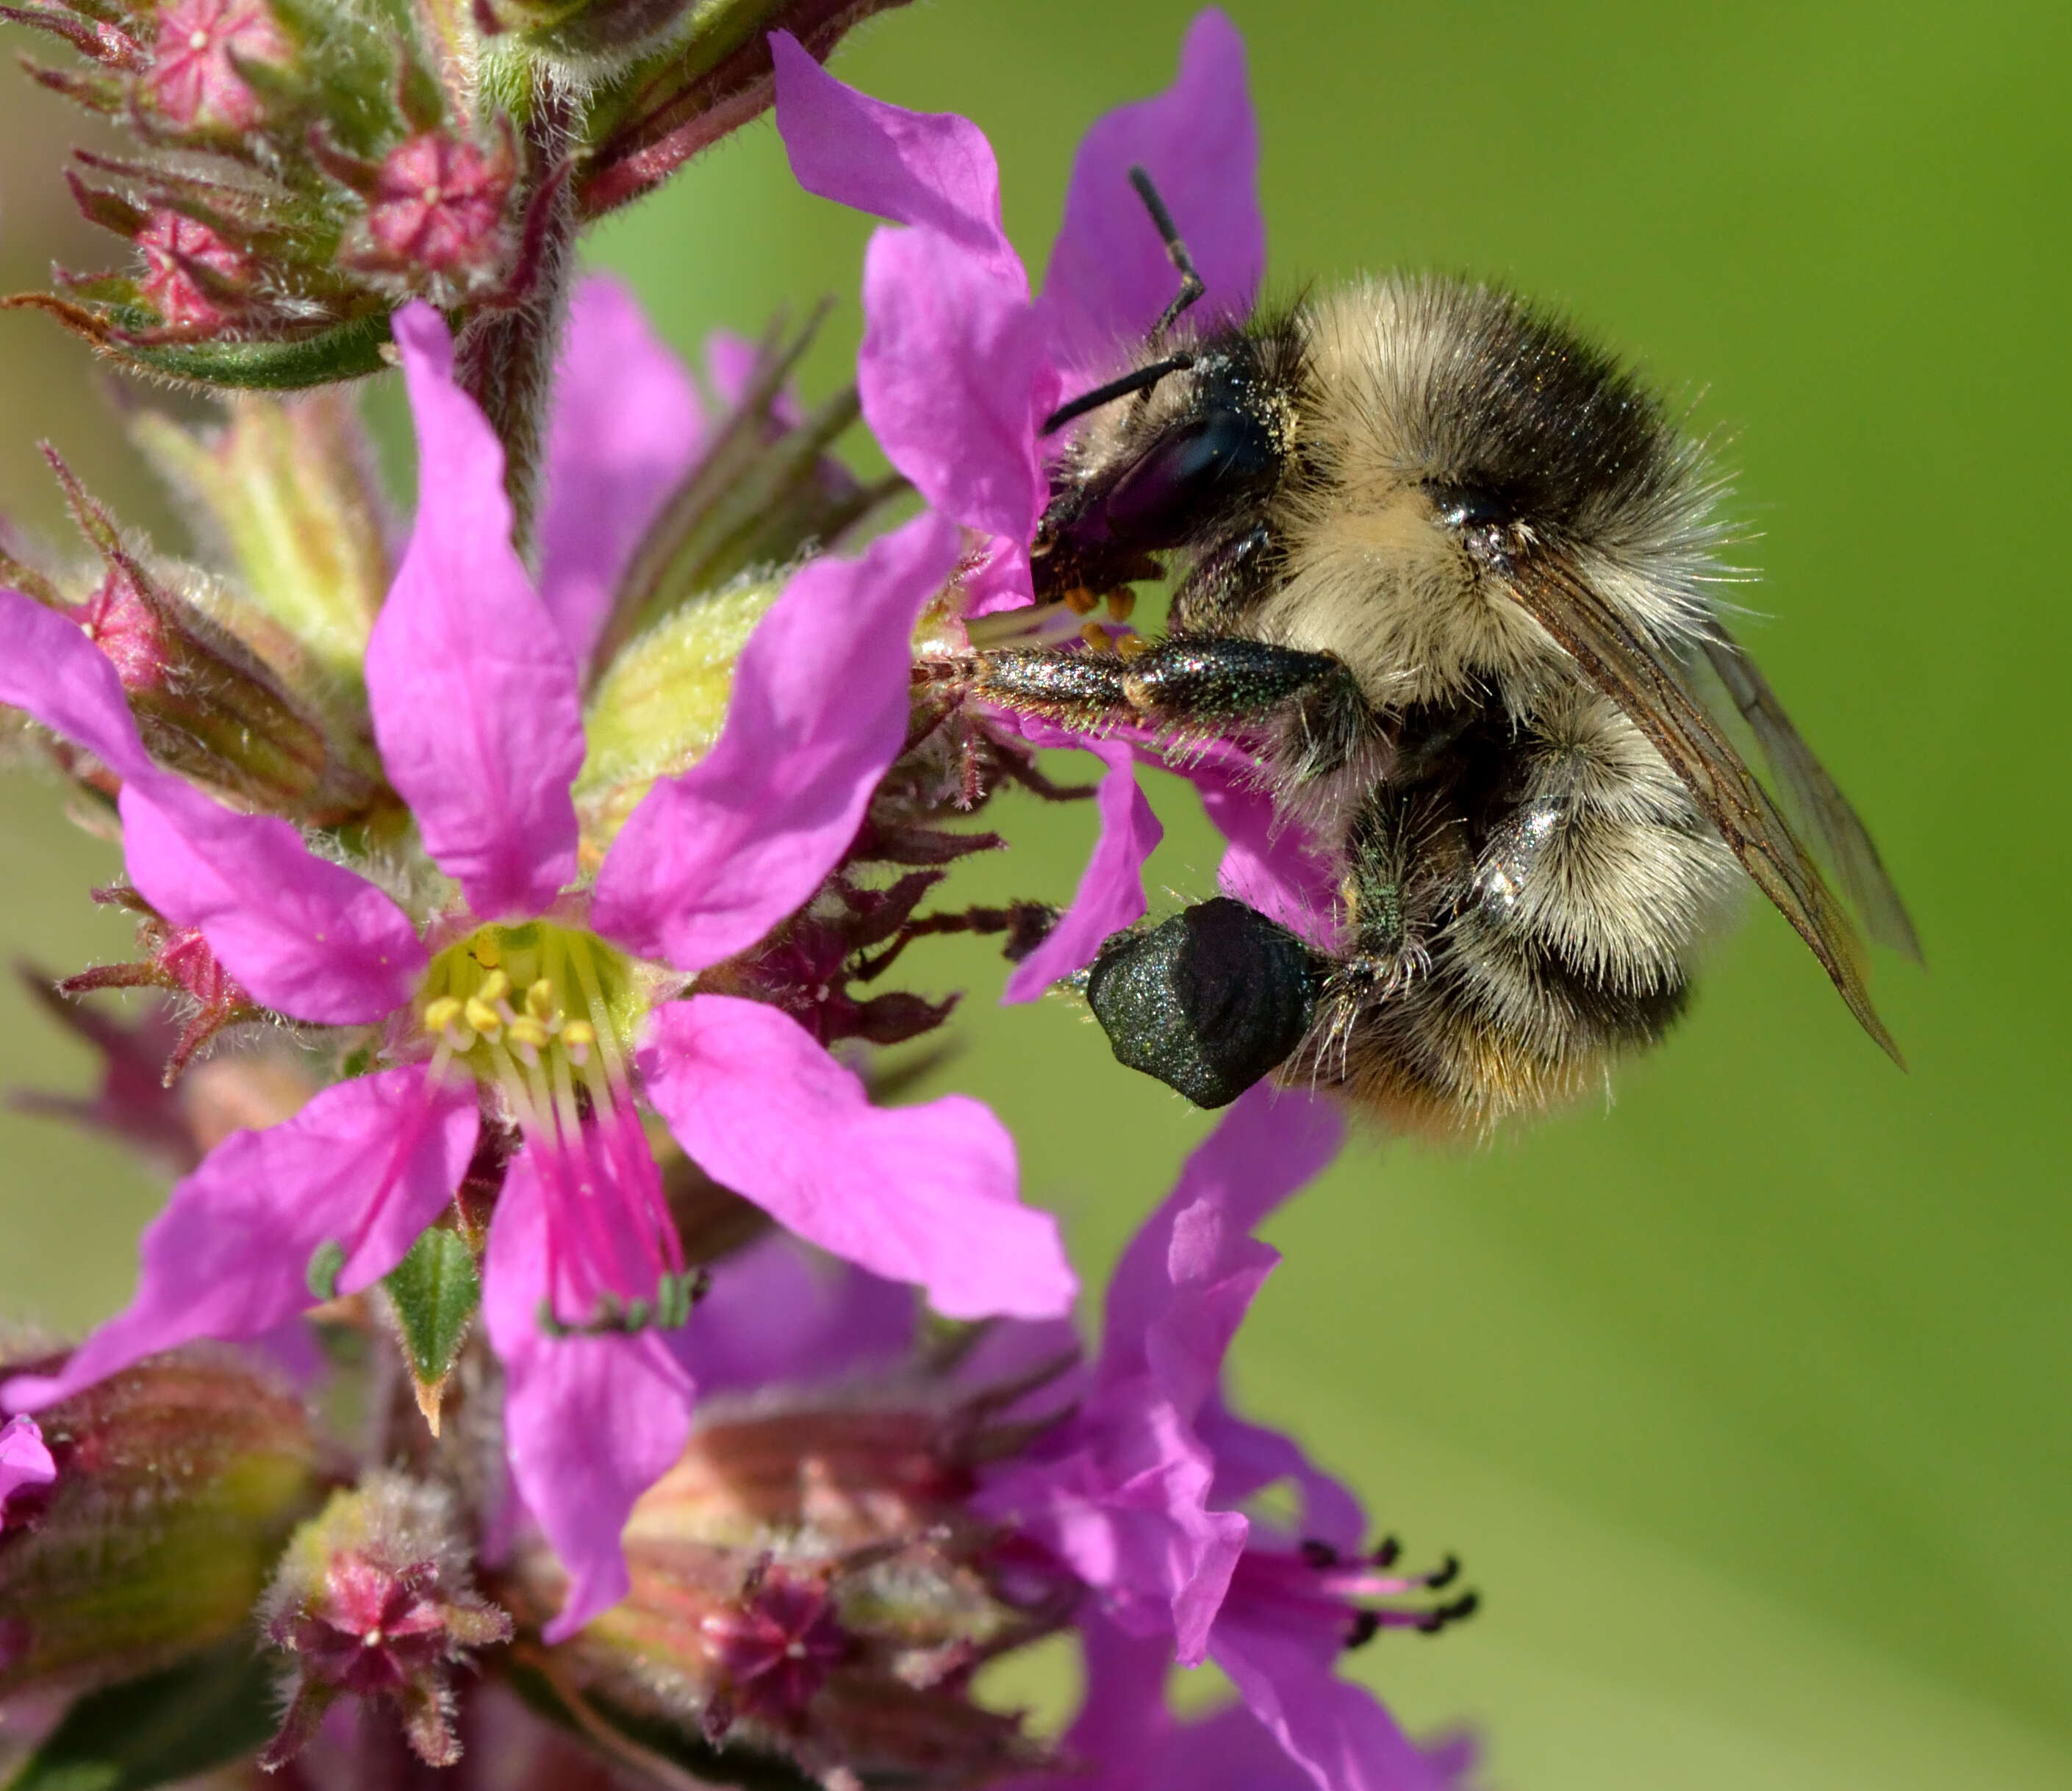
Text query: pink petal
1003 736 1162 1002
482 1147 696 1641
1211 1614 1463 1791
959 534 1037 619
1102 1083 1344 1396
979 1393 1245 1666
539 277 703 675
673 1233 916 1396
1162 1704 1332 1791
860 226 1056 545
0 586 151 778
1059 1609 1177 1769
0 1415 56 1513
771 29 1018 274
0 591 423 1022
1194 757 1341 948
1036 8 1265 380
1198 1396 1367 1559
640 995 1075 1320
367 303 585 919
591 512 961 973
117 780 426 1023
1 1066 476 1412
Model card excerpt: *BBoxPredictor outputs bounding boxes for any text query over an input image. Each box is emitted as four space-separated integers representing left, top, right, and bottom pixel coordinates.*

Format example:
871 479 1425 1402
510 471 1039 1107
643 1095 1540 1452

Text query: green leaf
3 1638 277 1791
383 1227 481 1398
112 312 396 391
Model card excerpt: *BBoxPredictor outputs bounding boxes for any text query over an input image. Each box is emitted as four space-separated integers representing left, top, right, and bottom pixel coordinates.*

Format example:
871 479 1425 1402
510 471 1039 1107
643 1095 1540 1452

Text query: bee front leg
1122 637 1374 782
972 645 1136 731
977 636 1372 777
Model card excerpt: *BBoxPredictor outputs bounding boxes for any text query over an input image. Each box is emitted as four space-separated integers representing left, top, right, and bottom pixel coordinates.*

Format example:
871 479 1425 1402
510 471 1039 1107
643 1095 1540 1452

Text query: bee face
985 270 1914 1125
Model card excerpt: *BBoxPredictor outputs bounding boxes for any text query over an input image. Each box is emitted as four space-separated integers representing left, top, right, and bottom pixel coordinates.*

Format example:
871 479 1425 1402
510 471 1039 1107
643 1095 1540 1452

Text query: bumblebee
978 172 1918 1130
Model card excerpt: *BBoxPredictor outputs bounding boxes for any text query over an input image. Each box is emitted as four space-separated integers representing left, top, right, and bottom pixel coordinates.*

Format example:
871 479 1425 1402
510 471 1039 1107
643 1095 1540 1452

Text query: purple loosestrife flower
979 1085 1476 1791
772 11 1336 990
0 1415 56 1523
549 1091 1471 1787
0 290 1072 1638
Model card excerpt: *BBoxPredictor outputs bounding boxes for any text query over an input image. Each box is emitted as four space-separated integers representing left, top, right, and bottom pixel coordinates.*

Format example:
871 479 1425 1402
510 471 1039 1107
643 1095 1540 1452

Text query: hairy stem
454 87 578 557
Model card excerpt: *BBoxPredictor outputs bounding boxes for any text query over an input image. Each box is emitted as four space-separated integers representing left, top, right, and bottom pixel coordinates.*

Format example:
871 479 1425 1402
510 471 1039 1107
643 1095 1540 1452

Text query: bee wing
1501 558 1903 1064
1694 628 1923 962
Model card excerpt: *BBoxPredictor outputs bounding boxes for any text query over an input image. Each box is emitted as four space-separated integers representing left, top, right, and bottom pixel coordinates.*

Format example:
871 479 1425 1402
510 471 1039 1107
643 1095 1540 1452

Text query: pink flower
135 210 250 331
0 1415 55 1524
981 1085 1474 1791
772 12 1320 992
659 1090 1473 1790
0 284 1072 1639
362 134 512 276
148 0 288 132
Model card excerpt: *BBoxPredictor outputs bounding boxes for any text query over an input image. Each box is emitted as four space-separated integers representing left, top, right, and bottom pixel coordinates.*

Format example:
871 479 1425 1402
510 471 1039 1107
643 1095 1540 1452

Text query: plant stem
454 86 578 559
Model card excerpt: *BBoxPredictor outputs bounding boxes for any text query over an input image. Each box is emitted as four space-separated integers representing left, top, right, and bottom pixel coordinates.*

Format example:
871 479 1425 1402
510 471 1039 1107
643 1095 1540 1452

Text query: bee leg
1121 637 1373 782
1084 897 1323 1108
972 646 1136 730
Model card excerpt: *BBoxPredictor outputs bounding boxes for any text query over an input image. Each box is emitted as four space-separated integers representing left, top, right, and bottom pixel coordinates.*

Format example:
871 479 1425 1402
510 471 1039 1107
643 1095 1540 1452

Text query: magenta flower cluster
0 9 1477 1785
0 287 1075 1638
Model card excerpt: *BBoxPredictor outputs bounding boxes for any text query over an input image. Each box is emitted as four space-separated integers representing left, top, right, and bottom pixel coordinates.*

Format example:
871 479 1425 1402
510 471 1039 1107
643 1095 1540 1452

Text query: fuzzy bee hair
980 270 1913 1133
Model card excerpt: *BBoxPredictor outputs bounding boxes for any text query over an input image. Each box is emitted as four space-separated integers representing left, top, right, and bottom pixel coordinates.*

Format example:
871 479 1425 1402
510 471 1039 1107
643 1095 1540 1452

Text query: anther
1419 1591 1480 1634
1063 586 1099 616
1300 1539 1340 1569
462 996 501 1038
1079 621 1111 652
187 27 209 49
1346 1609 1382 1650
423 996 463 1035
1105 588 1137 622
1424 1554 1460 1591
476 969 510 1007
1116 634 1152 661
560 1018 594 1066
523 980 556 1024
506 1016 551 1052
1372 1536 1402 1568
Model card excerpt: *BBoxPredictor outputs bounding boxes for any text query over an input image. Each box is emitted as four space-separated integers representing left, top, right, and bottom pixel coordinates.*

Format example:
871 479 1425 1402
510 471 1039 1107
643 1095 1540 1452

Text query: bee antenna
1128 165 1207 343
1041 353 1197 435
1037 166 1208 437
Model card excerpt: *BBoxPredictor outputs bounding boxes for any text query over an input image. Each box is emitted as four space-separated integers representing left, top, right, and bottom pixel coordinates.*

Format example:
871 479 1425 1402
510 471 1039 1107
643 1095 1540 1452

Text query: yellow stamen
525 978 557 1024
463 996 503 1038
1080 621 1111 652
1105 587 1137 622
1063 586 1099 615
1116 633 1152 661
423 995 463 1034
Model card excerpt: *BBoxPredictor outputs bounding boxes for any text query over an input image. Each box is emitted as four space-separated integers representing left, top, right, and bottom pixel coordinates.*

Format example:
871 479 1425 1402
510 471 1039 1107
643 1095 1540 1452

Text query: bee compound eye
1084 897 1320 1109
1100 407 1279 548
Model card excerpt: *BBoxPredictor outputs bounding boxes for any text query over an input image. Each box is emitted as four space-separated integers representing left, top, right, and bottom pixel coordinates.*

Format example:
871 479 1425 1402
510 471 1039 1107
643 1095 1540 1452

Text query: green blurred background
1 1 2068 1784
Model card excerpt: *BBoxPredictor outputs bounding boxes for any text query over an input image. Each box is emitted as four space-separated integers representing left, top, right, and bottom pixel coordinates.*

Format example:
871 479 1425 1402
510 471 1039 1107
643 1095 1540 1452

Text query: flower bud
146 0 291 133
573 0 919 218
127 390 391 681
573 575 780 850
4 451 385 825
521 1394 1057 1786
0 1351 326 1696
258 1473 514 1769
